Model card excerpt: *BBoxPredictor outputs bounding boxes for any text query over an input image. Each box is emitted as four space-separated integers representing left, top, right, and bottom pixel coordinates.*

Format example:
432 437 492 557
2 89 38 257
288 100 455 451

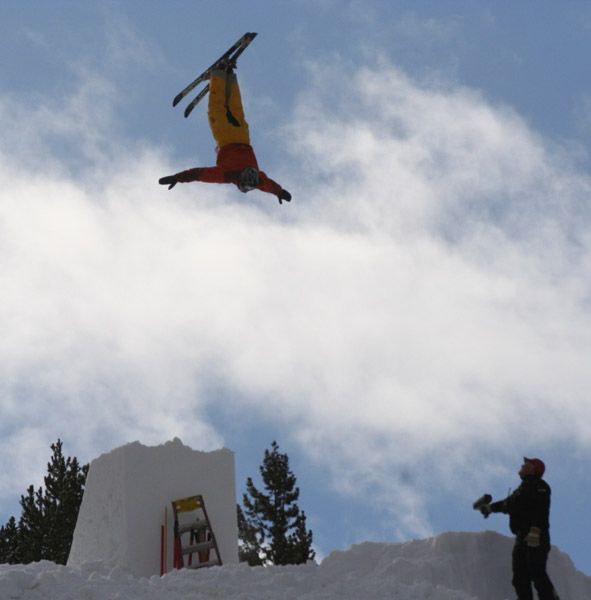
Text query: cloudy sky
2 0 591 574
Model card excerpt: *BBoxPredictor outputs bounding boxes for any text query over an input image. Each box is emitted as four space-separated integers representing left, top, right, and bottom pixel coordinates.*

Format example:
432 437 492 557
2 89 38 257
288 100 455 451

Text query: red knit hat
524 457 545 476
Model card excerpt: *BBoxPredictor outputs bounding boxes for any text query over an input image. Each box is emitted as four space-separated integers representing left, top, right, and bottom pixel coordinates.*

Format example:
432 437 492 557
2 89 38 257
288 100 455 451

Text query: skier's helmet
238 167 260 193
523 457 545 476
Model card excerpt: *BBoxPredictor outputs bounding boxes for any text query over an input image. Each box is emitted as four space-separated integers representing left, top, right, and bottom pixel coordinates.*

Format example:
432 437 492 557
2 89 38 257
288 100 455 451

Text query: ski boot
217 58 236 74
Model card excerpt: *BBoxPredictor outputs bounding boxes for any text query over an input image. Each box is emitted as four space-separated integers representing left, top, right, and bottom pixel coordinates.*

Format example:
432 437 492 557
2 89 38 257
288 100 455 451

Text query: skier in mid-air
159 58 291 205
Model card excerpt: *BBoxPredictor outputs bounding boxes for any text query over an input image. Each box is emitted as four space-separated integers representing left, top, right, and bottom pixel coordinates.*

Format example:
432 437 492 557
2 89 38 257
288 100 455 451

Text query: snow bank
0 556 479 600
4 532 590 600
67 438 238 577
321 531 591 600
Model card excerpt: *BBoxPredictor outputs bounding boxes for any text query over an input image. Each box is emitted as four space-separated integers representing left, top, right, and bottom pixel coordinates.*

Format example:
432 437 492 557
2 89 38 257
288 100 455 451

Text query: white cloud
1 57 590 540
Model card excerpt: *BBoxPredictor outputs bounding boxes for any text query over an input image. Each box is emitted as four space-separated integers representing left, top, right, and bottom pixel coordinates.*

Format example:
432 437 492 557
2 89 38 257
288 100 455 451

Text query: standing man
159 61 291 204
477 457 560 600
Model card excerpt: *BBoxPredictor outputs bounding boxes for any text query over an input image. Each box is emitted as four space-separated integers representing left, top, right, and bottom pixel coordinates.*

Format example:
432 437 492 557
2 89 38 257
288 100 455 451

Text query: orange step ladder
170 495 222 570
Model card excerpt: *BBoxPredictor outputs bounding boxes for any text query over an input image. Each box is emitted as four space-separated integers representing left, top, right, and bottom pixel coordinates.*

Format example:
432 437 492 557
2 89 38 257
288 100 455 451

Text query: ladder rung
187 558 221 569
182 540 215 555
177 520 208 535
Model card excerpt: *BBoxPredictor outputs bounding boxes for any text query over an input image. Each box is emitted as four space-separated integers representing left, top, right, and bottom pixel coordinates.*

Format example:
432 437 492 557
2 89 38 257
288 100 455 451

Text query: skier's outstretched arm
159 167 227 189
259 172 291 204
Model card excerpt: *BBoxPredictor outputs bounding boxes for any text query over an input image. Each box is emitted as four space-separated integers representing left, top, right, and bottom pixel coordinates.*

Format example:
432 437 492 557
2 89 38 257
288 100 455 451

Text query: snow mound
321 531 591 600
3 531 590 600
0 558 478 600
67 438 238 577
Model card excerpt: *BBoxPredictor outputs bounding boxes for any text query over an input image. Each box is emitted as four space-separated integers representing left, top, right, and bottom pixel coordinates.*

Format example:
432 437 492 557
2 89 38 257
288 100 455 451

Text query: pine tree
17 484 47 563
286 511 314 564
0 517 20 563
42 440 88 564
0 439 88 565
237 504 264 566
239 441 315 565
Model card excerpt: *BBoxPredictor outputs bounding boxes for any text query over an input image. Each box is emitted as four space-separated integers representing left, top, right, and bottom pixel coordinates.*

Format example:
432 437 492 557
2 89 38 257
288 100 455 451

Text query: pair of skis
172 32 257 118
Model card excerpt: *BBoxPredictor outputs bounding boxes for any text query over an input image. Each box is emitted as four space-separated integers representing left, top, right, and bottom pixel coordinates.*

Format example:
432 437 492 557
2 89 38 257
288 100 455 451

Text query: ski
172 32 256 108
182 84 210 118
173 32 257 118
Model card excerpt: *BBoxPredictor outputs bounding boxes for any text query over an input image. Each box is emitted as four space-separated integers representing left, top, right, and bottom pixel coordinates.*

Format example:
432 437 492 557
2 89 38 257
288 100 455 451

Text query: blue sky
1 0 591 577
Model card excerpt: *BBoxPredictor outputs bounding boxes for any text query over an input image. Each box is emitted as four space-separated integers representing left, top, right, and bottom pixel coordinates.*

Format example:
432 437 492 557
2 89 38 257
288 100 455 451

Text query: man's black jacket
490 475 551 548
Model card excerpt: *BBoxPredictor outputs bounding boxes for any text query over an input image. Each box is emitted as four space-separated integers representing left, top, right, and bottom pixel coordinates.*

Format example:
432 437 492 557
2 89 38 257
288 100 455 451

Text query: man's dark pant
512 541 560 600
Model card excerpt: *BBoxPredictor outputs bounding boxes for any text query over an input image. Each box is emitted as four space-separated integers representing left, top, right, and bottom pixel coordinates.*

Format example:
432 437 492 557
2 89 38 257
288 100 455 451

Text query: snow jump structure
67 439 238 577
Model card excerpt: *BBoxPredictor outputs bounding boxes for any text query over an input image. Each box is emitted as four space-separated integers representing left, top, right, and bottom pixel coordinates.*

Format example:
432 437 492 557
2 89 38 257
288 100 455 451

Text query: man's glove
278 189 291 204
526 527 541 548
159 175 178 190
473 494 492 518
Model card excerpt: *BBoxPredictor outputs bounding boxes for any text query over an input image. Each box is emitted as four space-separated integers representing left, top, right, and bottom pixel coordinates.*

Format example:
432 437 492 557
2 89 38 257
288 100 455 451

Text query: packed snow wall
67 438 238 577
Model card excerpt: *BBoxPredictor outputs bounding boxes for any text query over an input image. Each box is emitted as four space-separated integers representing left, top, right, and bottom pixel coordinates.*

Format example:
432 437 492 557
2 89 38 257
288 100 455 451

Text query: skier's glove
159 175 178 190
278 189 291 204
526 527 541 548
479 504 492 518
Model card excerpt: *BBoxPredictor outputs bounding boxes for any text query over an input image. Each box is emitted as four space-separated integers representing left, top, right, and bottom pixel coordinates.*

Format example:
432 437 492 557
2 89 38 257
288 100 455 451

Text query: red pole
163 506 168 574
160 524 165 576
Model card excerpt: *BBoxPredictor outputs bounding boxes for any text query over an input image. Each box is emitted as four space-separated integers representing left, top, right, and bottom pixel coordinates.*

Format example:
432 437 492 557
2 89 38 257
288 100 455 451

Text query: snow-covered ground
2 531 590 600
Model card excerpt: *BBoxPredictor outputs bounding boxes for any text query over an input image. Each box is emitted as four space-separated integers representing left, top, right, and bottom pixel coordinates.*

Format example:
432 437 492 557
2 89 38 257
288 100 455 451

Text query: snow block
67 438 238 577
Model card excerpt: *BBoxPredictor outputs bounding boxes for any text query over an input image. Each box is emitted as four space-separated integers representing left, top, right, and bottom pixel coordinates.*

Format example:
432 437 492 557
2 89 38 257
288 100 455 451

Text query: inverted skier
159 62 292 204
